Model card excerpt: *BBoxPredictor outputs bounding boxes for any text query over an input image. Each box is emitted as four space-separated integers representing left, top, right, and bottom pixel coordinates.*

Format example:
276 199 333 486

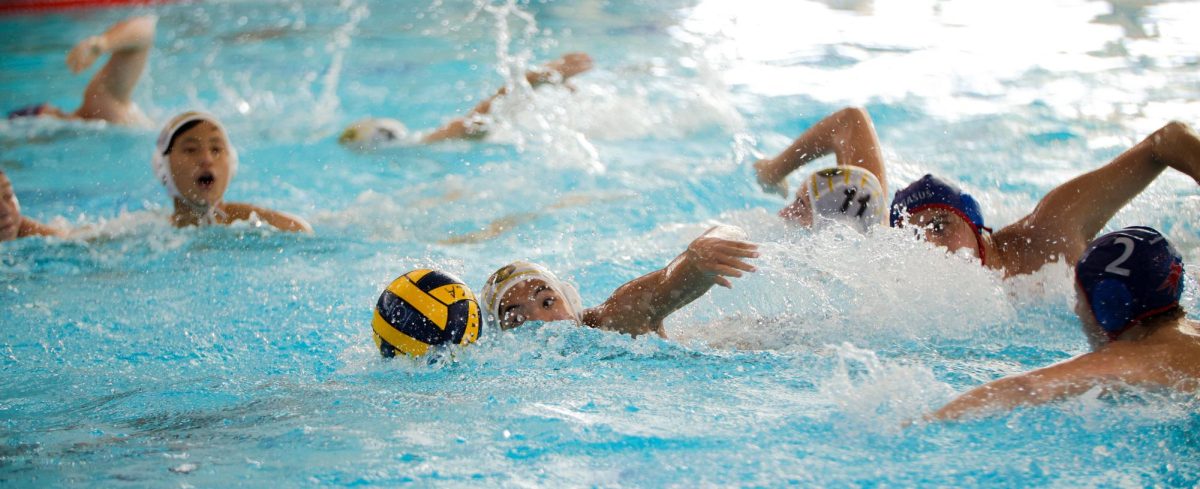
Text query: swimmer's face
166 121 232 206
909 208 979 259
1074 283 1107 349
496 278 575 330
0 171 20 241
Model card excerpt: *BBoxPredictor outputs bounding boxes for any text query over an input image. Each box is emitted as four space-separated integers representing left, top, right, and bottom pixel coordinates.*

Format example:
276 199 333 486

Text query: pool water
2 0 1200 486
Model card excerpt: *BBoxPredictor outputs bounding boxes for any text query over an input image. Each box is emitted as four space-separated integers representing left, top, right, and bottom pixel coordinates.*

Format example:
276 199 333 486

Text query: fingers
714 276 733 288
717 255 756 273
713 243 759 258
696 262 747 279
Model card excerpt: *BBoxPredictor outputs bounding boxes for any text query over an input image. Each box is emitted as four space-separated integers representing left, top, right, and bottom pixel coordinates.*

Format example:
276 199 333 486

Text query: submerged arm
1011 122 1200 255
71 15 156 108
584 225 758 337
754 106 888 197
422 52 594 143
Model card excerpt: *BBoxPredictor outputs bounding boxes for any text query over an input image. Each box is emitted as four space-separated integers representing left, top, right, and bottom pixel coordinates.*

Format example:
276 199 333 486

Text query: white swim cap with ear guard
803 166 885 232
480 261 584 330
151 111 239 201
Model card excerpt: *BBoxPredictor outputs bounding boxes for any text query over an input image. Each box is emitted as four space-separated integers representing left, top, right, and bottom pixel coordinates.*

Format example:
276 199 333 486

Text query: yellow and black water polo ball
371 269 481 357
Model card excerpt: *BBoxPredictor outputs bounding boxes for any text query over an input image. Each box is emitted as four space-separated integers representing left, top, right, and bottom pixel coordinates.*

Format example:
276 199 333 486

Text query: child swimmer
931 226 1197 420
338 52 594 148
7 15 156 126
153 112 311 231
480 225 758 338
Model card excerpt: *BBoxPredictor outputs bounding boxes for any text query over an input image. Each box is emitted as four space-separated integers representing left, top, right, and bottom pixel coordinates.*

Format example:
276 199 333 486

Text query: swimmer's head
7 103 70 120
890 174 990 263
0 170 20 241
151 111 239 209
481 261 584 331
781 166 885 232
1075 226 1185 344
338 118 409 150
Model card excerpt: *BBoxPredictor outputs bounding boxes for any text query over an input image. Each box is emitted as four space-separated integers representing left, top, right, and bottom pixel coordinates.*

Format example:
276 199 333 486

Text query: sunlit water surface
2 0 1199 486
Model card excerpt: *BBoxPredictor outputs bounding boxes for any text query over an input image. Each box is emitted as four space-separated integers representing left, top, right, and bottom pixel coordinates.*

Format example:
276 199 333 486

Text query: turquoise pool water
2 0 1200 486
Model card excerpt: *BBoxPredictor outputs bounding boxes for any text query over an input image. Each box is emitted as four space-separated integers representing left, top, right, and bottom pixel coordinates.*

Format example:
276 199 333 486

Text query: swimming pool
2 0 1199 486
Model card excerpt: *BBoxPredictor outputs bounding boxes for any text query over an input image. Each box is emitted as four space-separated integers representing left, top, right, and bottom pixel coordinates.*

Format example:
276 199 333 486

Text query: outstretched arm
1 170 67 241
583 225 758 338
931 344 1153 421
1006 121 1200 260
422 52 594 143
753 107 888 197
71 15 156 116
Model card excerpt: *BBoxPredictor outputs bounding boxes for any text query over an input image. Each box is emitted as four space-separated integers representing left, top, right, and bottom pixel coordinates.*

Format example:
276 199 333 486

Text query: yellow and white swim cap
802 166 885 232
480 261 584 330
338 117 410 150
150 111 239 201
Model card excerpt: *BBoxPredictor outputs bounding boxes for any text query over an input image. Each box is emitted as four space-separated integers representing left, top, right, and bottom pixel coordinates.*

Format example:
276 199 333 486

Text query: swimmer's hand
67 35 107 74
0 170 21 241
531 52 594 86
684 234 759 288
1155 121 1200 185
754 158 790 198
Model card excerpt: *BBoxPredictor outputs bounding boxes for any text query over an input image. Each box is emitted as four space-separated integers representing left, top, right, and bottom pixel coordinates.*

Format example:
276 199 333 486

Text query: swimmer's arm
754 107 888 198
18 217 68 238
930 346 1152 421
585 229 758 337
422 52 594 143
223 203 313 233
1010 122 1200 255
71 15 157 108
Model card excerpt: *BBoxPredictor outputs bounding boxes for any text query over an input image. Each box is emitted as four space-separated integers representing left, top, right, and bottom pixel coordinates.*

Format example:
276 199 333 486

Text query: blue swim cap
1076 226 1185 341
8 104 47 120
889 174 986 231
890 174 991 263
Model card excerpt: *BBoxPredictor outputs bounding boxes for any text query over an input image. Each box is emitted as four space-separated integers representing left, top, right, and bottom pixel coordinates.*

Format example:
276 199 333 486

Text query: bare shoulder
992 217 1086 275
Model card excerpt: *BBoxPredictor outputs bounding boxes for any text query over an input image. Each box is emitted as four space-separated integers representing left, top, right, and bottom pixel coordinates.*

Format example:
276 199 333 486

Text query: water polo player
0 169 67 242
890 121 1199 277
480 225 758 338
753 107 889 232
338 52 594 148
932 226 1197 420
153 111 311 232
8 15 155 126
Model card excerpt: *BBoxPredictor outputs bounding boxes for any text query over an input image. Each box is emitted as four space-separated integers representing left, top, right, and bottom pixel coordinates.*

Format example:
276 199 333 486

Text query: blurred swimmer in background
480 225 758 338
338 52 593 149
931 226 1196 420
7 15 156 126
0 169 67 242
753 107 889 233
889 121 1199 277
153 111 311 232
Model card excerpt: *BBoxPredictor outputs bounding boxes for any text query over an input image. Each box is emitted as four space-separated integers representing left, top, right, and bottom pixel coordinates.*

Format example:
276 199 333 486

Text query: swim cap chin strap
151 111 239 219
481 261 584 330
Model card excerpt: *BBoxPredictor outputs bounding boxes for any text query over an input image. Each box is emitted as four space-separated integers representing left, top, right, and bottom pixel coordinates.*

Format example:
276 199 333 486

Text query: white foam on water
816 342 956 435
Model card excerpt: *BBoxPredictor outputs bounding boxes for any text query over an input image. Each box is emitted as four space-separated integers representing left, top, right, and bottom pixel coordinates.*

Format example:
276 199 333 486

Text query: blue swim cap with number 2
1075 226 1185 340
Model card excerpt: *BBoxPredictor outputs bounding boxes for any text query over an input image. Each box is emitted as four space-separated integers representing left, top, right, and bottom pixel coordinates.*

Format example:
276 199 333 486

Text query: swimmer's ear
338 127 358 144
1090 278 1134 335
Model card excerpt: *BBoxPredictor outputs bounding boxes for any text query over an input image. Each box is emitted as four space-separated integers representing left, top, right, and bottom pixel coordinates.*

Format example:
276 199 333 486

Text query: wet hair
162 120 205 155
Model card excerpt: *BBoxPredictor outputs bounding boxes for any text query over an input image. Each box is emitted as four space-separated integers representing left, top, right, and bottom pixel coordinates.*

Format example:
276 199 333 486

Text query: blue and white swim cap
1076 226 1185 341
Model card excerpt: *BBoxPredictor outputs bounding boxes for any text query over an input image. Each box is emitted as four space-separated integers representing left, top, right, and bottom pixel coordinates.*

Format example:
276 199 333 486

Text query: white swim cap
803 166 885 232
480 261 584 330
339 117 410 150
151 111 239 202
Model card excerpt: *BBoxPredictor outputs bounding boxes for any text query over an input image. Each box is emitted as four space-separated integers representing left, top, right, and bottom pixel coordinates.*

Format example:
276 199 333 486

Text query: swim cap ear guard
150 111 239 203
889 174 991 263
480 261 584 331
1076 226 1185 341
